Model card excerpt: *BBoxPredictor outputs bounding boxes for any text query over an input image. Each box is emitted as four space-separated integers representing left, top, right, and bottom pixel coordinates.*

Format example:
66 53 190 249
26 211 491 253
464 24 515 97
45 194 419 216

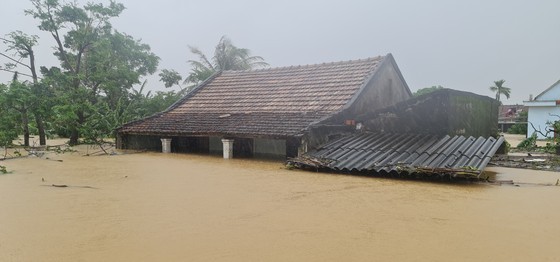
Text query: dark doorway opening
172 137 210 153
233 138 254 158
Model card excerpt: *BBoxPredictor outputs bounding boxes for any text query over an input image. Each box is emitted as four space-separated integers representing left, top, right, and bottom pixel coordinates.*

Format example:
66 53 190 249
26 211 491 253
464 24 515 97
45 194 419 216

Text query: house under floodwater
117 54 412 158
116 54 503 179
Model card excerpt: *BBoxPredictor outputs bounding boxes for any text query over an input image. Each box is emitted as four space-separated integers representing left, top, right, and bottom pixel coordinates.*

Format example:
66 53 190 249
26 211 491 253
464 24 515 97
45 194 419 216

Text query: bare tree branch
526 113 560 140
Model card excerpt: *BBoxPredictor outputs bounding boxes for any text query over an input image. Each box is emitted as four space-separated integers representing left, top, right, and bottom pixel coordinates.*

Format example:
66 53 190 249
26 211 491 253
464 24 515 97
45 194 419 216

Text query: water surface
1 150 559 261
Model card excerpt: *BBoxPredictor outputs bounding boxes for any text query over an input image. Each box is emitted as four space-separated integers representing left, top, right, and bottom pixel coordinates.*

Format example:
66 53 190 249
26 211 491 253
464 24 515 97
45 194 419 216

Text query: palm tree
489 79 511 102
184 36 268 87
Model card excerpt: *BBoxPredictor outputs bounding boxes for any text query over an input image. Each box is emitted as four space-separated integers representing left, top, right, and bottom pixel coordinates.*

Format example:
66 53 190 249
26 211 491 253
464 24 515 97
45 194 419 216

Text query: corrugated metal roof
290 132 504 179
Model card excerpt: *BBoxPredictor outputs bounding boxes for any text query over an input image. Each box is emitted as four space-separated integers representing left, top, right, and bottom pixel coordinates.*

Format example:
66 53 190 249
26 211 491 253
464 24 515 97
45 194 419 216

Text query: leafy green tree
506 111 528 135
126 81 181 117
0 76 34 146
159 69 183 88
137 90 182 114
26 0 159 145
0 31 39 80
489 79 511 102
0 84 19 149
79 80 180 145
1 31 48 145
412 85 444 97
158 69 188 97
184 35 268 87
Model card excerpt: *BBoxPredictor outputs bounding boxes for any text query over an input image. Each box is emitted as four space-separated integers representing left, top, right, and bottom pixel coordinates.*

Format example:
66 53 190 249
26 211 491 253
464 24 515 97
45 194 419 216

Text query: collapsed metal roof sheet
290 132 504 179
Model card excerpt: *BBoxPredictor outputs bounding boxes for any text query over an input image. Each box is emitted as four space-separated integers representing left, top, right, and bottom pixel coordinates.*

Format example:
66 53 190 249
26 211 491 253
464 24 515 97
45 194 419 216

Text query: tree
489 79 511 102
507 111 529 135
26 0 159 145
413 85 444 97
0 83 20 149
159 69 183 88
1 31 48 145
0 31 39 80
0 76 33 146
126 81 182 118
183 36 268 87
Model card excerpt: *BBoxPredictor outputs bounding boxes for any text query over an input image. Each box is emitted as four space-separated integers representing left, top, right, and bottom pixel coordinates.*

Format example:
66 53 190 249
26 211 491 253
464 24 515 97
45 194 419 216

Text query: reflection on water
1 150 560 261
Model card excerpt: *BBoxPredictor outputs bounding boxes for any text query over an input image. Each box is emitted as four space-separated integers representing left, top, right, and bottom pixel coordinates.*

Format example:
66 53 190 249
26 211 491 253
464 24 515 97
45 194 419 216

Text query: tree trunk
69 110 85 146
35 113 46 146
69 129 79 146
22 110 30 147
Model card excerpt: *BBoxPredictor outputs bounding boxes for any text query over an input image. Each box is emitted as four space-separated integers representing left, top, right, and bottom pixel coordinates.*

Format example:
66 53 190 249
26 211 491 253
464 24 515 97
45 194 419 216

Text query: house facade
524 80 560 138
117 54 412 158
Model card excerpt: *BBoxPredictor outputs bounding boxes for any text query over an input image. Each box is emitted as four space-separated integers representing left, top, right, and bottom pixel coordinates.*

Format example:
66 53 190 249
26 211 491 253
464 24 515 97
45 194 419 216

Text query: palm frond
188 45 214 70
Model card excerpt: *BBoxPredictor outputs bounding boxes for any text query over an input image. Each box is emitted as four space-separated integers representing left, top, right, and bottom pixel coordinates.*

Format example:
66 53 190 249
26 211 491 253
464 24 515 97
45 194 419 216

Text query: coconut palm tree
489 79 511 102
184 36 268 87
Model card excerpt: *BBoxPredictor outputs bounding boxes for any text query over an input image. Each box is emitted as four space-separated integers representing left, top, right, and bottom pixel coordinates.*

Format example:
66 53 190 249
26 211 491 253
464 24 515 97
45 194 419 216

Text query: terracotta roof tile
119 112 328 138
173 56 383 114
120 56 385 137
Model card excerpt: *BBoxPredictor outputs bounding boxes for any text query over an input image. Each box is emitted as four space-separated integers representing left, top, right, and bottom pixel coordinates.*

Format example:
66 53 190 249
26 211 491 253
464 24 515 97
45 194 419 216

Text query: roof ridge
222 55 385 73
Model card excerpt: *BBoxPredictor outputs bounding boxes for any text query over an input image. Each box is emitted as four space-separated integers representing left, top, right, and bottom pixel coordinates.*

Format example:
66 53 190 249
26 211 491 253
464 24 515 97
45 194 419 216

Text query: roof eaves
116 112 164 131
116 71 223 131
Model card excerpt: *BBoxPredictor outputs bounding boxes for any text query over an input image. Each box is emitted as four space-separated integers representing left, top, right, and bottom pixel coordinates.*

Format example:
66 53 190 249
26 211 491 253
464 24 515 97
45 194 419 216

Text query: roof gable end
534 79 560 101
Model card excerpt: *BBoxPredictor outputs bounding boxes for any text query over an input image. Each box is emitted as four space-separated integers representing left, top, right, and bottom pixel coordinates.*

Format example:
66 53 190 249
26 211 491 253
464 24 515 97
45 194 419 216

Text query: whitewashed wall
535 82 560 101
527 106 560 138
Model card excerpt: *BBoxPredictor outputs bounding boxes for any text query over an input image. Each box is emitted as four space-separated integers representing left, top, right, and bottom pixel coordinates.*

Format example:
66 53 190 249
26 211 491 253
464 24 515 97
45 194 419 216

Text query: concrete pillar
161 138 172 153
221 138 234 159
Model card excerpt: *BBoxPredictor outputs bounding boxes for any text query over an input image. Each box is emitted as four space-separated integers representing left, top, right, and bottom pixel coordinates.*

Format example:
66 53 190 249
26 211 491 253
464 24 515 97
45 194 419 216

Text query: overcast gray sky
1 0 559 104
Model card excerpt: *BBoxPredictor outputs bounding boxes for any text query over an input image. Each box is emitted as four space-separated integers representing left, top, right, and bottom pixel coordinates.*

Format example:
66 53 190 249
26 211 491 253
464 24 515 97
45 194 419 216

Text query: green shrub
517 133 537 150
507 123 527 135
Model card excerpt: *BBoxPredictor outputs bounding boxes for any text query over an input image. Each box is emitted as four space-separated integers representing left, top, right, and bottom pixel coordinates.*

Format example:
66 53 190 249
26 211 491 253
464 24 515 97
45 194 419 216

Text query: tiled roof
120 56 385 137
119 112 329 138
498 105 526 123
289 132 504 179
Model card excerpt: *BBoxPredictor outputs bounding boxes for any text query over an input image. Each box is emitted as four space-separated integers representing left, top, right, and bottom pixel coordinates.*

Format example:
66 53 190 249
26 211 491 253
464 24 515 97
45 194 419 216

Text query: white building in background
524 79 560 139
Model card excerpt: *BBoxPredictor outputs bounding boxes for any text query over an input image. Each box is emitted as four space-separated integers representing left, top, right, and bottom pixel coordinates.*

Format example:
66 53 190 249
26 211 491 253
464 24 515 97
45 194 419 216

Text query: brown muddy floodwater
1 148 560 261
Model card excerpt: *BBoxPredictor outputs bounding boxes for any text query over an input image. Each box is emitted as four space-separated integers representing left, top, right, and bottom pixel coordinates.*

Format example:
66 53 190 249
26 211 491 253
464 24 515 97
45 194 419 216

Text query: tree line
0 0 267 148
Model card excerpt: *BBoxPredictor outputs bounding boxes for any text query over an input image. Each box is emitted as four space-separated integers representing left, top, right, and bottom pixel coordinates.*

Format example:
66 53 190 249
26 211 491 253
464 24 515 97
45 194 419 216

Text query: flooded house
117 53 504 179
117 54 412 158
